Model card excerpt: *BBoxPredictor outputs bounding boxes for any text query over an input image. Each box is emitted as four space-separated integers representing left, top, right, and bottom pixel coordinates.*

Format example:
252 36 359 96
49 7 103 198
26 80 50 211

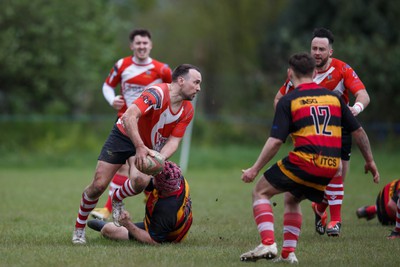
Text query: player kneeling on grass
87 161 193 244
356 178 400 239
239 52 379 264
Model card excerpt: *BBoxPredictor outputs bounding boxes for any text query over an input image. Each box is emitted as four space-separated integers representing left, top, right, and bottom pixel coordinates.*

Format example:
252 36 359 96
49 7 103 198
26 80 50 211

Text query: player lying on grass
87 161 193 244
356 178 400 239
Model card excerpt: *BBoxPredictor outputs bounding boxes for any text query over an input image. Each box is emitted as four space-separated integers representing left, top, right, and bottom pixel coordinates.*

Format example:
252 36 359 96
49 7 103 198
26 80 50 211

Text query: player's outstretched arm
242 137 282 183
350 89 370 116
119 211 159 245
352 127 380 184
159 136 182 160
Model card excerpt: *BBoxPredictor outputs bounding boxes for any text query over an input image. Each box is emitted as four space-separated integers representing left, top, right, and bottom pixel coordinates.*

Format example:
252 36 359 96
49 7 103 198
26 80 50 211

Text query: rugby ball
139 150 165 175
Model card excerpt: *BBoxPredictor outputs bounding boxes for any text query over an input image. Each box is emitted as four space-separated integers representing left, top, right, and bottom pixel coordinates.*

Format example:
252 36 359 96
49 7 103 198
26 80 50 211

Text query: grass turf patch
0 145 399 266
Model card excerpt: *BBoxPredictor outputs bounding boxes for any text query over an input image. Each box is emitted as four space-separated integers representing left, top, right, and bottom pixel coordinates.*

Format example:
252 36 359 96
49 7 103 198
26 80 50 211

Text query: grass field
0 144 399 266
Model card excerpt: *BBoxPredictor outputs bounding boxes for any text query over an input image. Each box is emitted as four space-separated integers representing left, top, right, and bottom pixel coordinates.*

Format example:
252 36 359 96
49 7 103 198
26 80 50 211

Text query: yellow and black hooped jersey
376 179 400 225
144 178 192 243
272 82 360 190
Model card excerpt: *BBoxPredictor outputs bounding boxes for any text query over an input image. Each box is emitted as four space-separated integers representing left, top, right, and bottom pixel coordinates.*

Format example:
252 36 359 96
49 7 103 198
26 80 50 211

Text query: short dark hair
288 52 316 77
312 27 334 45
129 29 151 42
172 64 201 82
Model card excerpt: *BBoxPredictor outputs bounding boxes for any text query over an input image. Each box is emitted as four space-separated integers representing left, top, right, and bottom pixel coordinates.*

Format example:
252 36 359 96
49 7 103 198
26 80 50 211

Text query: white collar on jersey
314 66 335 84
132 56 152 65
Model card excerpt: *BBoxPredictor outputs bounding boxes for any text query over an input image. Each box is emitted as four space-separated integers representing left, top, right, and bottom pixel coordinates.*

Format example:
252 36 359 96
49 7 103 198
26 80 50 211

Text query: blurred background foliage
1 0 399 149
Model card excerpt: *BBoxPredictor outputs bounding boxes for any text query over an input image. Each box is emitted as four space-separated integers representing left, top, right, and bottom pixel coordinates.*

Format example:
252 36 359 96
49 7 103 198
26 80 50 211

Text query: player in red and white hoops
91 29 172 221
274 28 371 236
72 64 201 244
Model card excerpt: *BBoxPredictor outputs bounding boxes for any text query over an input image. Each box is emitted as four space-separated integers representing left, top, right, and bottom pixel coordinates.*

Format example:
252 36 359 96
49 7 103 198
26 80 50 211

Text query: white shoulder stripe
314 66 335 84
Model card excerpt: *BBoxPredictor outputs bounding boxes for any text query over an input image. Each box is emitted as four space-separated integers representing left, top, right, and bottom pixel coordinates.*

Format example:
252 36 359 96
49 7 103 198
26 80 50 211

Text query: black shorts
341 128 352 161
264 164 325 203
98 125 136 164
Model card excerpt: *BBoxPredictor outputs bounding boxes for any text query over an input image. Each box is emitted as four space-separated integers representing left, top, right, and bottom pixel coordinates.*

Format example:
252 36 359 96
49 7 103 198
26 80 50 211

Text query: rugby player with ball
72 64 202 244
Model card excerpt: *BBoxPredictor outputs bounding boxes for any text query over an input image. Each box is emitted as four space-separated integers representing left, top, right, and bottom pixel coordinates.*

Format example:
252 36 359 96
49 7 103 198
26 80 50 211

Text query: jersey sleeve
161 64 172 83
105 59 123 88
342 64 366 95
279 78 294 95
171 103 194 138
270 96 292 142
134 86 164 114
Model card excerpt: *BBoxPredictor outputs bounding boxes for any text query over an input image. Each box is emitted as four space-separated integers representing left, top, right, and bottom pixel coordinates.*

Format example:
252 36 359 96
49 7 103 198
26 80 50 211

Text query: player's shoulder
149 83 168 93
146 83 169 99
316 87 342 102
331 57 353 71
139 84 166 109
276 89 295 108
182 100 194 110
286 84 339 101
114 56 134 68
318 86 337 95
151 58 171 69
145 83 167 97
331 57 346 66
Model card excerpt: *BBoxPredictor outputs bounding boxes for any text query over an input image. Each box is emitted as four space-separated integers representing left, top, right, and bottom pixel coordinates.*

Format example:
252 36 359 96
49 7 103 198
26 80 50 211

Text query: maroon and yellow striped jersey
376 179 400 224
144 178 192 243
271 82 360 191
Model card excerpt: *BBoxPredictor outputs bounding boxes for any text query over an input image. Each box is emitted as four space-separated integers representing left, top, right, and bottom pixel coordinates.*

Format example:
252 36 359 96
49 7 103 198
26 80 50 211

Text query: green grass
1 144 399 266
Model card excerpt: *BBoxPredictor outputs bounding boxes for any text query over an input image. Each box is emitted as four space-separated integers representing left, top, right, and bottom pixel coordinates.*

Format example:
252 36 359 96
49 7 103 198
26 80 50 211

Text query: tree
262 0 400 123
0 0 121 115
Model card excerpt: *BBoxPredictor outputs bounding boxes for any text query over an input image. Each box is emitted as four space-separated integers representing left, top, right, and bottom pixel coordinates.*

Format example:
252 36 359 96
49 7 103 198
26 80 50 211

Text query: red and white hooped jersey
105 56 172 117
116 83 194 152
279 58 366 104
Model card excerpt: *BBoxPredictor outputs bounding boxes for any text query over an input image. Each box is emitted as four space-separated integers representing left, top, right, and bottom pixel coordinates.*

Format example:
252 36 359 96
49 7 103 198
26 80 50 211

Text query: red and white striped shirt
105 57 172 117
116 83 194 152
279 58 365 104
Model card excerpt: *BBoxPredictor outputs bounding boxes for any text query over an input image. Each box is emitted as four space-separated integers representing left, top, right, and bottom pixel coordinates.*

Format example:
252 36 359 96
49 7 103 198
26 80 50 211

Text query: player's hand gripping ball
138 150 165 175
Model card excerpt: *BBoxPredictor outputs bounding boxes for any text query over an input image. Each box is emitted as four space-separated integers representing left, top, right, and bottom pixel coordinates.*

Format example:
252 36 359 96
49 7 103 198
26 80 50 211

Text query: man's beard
317 57 329 68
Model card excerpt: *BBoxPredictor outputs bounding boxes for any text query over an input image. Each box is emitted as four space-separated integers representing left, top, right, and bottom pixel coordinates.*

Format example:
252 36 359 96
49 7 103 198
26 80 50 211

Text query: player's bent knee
101 223 130 240
131 175 151 192
101 223 116 239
